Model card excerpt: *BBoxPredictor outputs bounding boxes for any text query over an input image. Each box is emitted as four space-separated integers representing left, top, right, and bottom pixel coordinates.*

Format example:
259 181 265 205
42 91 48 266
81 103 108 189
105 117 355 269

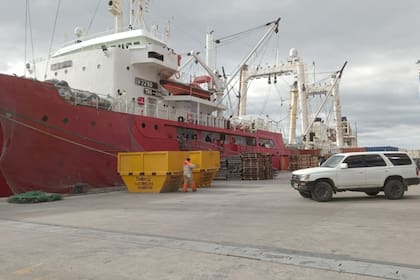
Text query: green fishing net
7 191 63 204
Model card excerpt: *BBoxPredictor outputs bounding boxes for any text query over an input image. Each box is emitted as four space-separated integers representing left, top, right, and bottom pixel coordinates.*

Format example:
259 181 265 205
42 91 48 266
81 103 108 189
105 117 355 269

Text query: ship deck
1 173 420 279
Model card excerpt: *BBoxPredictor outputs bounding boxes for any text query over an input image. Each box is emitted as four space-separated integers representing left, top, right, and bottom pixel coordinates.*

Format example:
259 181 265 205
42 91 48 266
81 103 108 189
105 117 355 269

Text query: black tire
384 179 405 200
299 190 312 199
365 191 380 196
311 181 333 202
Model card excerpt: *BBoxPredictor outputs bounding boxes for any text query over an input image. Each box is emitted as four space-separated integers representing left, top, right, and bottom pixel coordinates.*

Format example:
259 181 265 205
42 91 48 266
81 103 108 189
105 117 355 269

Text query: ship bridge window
134 42 140 45
259 138 274 148
148 51 164 61
246 137 256 146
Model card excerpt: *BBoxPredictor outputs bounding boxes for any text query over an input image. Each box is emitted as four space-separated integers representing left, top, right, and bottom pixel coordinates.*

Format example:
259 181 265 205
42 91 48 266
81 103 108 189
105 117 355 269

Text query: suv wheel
365 191 379 196
384 179 405 200
299 190 312 199
311 181 333 202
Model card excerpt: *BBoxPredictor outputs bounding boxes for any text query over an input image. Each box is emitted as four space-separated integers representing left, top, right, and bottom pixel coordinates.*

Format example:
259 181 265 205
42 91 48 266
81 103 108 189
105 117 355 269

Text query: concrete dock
1 172 420 280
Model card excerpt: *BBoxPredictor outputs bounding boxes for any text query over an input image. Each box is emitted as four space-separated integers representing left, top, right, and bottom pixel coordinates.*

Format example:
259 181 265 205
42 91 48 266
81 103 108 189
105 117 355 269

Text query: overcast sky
1 0 420 149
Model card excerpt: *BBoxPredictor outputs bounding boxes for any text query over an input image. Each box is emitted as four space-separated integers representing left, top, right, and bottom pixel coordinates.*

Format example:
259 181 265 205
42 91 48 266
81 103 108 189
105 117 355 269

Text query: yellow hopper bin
186 151 220 187
118 151 186 193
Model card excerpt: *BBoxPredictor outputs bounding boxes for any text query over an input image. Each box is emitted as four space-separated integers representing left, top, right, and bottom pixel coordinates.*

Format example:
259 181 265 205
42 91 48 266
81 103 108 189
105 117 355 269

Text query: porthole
91 121 96 127
63 118 69 124
126 66 130 71
97 64 101 69
42 115 48 122
154 124 158 130
141 123 146 128
82 66 86 71
64 69 68 74
54 72 58 76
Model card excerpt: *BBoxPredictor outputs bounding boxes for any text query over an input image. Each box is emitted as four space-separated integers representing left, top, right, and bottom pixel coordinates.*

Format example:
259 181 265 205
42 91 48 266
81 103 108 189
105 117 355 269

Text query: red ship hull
0 74 289 196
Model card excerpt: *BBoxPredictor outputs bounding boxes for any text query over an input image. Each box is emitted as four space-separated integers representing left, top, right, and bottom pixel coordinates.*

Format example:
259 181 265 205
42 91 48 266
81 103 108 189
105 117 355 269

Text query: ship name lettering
135 77 158 89
51 60 73 71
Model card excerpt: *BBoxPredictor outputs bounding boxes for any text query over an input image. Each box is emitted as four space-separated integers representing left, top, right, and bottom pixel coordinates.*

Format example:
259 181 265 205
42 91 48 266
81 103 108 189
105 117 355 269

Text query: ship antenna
136 0 150 29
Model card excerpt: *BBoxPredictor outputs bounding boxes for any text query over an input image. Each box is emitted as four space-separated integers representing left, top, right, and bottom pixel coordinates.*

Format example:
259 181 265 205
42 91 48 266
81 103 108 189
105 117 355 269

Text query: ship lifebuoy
187 113 193 122
178 116 184 122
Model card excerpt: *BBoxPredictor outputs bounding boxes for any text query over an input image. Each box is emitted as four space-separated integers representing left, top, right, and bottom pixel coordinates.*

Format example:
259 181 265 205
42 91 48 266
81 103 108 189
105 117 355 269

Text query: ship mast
108 0 124 32
417 60 420 96
109 0 148 32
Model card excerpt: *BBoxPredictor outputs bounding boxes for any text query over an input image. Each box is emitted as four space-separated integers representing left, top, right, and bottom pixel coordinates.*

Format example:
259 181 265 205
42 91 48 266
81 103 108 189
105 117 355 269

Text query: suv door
362 154 389 187
335 155 366 188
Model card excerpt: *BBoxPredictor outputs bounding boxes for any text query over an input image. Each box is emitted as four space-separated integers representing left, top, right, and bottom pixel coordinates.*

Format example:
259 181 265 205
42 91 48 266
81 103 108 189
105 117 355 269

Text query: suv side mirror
340 163 348 169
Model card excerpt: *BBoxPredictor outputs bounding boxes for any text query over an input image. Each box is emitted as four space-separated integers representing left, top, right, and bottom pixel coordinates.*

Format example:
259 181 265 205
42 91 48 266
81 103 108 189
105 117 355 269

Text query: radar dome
74 27 84 38
289 48 298 58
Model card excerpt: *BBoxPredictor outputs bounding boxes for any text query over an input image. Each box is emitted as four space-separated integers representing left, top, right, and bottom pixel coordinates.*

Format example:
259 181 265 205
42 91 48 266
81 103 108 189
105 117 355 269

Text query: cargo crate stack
288 154 319 171
214 155 242 180
241 152 273 180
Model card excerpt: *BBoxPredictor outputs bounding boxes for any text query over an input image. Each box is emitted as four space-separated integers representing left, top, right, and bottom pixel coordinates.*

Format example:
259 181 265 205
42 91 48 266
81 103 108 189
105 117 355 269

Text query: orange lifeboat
160 79 212 100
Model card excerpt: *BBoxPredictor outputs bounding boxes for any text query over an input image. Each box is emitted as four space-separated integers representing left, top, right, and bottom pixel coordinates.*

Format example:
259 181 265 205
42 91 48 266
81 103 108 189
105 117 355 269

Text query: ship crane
238 47 347 149
187 18 281 118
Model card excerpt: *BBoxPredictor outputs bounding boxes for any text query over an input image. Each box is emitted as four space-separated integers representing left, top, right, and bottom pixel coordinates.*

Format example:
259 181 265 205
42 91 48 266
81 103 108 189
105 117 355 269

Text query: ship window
141 123 146 128
134 41 140 45
126 66 130 71
64 69 68 74
246 137 256 146
63 118 69 124
148 51 164 61
259 138 274 148
97 64 101 69
82 66 86 71
42 115 48 122
154 124 158 130
54 72 58 76
91 121 96 127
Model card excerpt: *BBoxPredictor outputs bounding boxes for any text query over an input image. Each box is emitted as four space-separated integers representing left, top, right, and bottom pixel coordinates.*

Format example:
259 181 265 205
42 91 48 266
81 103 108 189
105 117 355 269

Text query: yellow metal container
118 151 186 193
187 151 220 170
117 151 220 192
185 151 220 187
119 171 183 193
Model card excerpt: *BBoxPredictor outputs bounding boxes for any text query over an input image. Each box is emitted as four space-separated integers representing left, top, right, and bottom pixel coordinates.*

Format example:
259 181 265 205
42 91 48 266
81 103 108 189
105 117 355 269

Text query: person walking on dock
183 157 197 192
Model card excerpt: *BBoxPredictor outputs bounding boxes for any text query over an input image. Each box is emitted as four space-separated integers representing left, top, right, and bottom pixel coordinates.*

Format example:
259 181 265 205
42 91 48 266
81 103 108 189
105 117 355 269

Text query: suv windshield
321 155 345 168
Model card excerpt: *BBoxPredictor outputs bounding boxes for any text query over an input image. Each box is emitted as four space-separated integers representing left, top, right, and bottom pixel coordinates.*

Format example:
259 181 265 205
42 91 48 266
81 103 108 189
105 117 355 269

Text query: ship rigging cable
24 0 36 78
86 0 102 34
44 0 61 79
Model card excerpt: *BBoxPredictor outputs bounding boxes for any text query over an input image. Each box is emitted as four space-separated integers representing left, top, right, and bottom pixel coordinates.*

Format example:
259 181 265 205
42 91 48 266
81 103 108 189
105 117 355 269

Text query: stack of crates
242 152 266 180
215 155 243 180
289 154 299 171
264 154 273 179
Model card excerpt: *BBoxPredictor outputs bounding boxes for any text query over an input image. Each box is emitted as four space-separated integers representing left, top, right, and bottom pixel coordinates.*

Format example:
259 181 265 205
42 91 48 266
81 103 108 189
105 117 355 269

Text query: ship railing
181 139 225 153
61 25 166 48
54 83 113 110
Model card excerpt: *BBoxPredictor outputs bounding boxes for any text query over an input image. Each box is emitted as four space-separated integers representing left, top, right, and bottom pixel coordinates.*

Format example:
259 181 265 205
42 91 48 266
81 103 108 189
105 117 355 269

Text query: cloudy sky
1 0 420 148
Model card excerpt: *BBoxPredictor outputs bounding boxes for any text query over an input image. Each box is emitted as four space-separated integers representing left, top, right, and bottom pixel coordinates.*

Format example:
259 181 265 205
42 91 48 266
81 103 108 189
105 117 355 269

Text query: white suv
291 152 420 202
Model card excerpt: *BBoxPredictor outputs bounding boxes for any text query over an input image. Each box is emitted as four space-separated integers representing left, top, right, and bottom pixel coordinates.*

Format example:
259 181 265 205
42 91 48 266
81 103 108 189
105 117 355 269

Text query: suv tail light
416 167 419 176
